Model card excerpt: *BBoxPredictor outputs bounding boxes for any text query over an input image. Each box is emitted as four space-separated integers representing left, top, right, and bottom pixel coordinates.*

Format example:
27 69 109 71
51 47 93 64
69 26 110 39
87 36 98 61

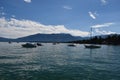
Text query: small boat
52 42 60 45
68 44 76 47
22 43 37 48
16 42 19 43
52 43 57 45
8 41 12 44
84 44 101 49
36 43 43 46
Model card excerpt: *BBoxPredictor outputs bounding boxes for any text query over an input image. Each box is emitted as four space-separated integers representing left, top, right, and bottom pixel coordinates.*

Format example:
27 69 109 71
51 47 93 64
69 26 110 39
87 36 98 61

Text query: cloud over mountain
91 23 114 28
91 22 116 35
0 17 89 38
95 29 116 35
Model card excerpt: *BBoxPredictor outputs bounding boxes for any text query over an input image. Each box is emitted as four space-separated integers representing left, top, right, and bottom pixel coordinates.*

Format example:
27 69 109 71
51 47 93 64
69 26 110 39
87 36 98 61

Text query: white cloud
91 23 115 28
88 12 96 19
101 0 107 5
0 17 89 38
24 0 31 3
11 15 15 18
91 22 116 35
63 6 72 10
95 29 116 35
0 7 6 16
0 12 5 16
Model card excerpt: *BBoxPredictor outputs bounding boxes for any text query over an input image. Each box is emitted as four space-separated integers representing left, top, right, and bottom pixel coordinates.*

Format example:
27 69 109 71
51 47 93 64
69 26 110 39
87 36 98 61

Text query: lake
0 42 120 80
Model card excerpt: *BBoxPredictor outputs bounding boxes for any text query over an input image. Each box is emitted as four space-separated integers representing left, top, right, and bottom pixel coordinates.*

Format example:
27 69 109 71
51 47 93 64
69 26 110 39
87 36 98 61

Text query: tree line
70 34 120 45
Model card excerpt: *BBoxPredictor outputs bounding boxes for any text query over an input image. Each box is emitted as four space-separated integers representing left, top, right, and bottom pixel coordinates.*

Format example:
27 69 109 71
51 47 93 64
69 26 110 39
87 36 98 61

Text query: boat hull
84 44 101 48
36 43 42 46
22 43 37 48
68 44 76 47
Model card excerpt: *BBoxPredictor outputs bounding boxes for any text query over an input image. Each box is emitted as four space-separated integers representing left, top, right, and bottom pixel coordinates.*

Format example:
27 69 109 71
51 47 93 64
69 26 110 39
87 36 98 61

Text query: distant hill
16 33 83 42
0 37 12 42
0 33 83 42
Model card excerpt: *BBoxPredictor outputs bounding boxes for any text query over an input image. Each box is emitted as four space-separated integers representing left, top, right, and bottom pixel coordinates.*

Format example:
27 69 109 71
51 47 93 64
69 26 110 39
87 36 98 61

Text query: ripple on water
0 43 120 80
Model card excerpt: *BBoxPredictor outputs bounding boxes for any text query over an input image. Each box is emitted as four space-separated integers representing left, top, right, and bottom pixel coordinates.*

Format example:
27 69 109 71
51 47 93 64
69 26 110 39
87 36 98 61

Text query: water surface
0 42 120 80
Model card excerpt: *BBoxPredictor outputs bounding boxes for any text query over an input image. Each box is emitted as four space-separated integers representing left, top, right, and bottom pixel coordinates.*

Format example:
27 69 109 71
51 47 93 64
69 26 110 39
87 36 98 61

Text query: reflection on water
0 42 120 80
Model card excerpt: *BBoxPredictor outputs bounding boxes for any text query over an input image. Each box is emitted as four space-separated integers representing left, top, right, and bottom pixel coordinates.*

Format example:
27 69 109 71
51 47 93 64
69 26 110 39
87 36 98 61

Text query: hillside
0 33 83 42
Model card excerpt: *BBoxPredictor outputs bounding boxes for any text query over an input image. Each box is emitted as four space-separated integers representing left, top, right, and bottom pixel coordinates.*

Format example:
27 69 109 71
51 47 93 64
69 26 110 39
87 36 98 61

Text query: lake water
0 42 120 80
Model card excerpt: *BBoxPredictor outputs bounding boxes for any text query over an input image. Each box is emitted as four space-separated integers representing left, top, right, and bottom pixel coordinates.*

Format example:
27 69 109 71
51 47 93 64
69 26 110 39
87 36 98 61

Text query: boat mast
90 27 93 40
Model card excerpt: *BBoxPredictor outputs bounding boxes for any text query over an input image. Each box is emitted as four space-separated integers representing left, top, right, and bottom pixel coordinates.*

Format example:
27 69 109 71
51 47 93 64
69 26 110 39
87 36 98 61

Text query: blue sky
0 0 120 38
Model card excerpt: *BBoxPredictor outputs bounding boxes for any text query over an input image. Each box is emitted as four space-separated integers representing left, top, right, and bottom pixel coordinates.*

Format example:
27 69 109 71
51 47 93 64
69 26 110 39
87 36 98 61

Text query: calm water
0 42 120 80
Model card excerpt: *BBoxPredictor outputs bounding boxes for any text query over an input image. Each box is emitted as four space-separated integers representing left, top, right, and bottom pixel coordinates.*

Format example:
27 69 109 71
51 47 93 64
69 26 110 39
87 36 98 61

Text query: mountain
0 33 82 42
0 37 12 42
15 33 83 42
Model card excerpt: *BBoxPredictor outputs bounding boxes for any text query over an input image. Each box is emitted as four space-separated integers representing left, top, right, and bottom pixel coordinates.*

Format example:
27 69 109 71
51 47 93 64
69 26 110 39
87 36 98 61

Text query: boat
84 27 101 49
22 43 37 48
8 41 12 44
68 44 76 47
52 42 60 45
52 43 57 45
36 43 43 46
84 44 101 48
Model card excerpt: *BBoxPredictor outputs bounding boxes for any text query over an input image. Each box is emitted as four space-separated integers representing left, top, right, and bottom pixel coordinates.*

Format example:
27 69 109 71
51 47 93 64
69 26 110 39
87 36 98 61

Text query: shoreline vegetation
69 34 120 45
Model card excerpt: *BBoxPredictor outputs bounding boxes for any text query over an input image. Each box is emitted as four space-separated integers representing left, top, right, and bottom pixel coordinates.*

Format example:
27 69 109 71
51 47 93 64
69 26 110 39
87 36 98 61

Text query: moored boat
84 44 101 48
22 43 37 48
8 41 12 44
36 43 43 46
68 44 76 47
